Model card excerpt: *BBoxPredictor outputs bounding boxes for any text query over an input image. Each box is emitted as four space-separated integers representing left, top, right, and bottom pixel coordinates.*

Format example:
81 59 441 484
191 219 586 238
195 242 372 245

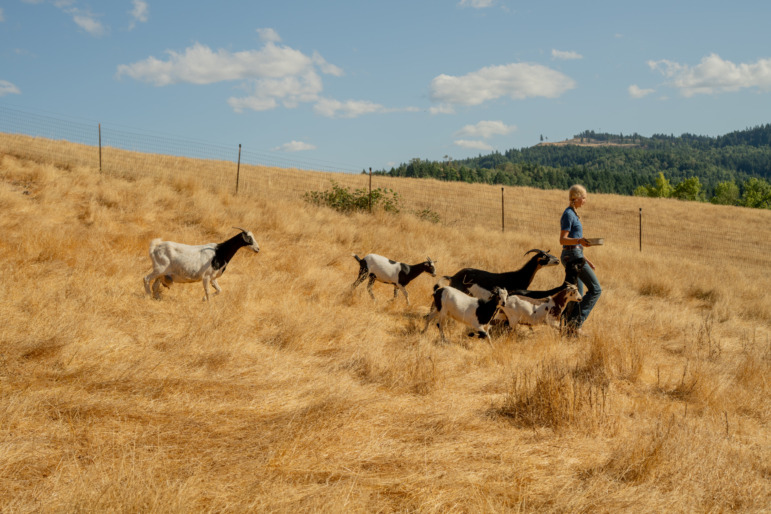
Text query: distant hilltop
536 137 639 148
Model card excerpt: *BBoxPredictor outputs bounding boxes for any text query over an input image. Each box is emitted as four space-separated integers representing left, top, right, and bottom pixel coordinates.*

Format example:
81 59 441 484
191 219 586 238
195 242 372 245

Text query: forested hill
378 124 771 197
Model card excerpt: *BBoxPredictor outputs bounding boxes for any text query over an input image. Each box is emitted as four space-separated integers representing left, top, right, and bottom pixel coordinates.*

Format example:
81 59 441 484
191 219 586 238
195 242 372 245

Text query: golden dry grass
1 139 770 512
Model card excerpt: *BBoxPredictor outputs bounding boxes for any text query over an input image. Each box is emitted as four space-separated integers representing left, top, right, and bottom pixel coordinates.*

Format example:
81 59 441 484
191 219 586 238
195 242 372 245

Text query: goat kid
143 227 260 301
423 285 508 345
351 254 436 305
499 284 582 330
444 249 559 301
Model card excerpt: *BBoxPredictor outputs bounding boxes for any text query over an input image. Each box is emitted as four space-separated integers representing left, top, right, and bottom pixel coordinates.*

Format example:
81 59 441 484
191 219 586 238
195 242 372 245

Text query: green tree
740 177 771 209
634 172 673 198
710 181 739 205
671 176 704 201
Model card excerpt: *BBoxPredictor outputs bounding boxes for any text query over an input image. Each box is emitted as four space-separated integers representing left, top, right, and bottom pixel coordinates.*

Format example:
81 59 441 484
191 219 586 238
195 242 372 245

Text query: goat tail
435 275 451 287
352 253 362 263
148 238 163 255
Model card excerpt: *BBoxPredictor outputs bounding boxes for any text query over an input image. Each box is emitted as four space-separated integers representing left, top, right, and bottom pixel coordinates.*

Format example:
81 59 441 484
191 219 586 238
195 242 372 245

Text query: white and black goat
499 284 582 330
423 285 508 345
444 249 559 300
143 227 260 301
351 254 436 305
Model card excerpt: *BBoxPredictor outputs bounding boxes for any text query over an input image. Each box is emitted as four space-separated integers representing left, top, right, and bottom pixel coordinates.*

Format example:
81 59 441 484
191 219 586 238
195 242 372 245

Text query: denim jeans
561 247 601 329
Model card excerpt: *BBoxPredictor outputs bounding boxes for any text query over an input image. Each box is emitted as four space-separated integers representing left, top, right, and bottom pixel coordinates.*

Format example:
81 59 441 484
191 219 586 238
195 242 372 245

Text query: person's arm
559 229 590 247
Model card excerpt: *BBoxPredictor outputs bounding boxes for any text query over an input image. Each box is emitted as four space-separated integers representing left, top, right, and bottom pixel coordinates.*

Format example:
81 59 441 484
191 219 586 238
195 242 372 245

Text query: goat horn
524 248 543 256
232 226 248 233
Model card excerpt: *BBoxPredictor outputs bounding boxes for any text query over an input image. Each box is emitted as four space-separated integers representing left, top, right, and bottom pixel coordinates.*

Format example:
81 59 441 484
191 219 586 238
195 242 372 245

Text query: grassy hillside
0 146 769 512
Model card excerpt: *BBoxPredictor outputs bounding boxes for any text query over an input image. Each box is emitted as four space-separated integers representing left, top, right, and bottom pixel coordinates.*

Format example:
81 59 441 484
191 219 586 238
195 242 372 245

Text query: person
559 184 601 336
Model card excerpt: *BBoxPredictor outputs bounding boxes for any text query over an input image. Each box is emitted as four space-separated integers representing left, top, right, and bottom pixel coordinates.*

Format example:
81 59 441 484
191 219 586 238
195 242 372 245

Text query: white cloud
28 1 109 37
257 28 281 43
118 36 351 115
459 0 495 8
430 63 576 106
552 49 583 60
117 32 405 118
311 51 344 76
0 80 21 96
227 96 277 112
273 140 316 152
454 139 494 151
628 84 655 99
456 120 515 138
229 71 324 112
312 99 419 118
72 12 106 36
648 53 771 97
128 0 148 30
117 41 317 86
429 104 455 115
313 98 388 118
0 8 5 22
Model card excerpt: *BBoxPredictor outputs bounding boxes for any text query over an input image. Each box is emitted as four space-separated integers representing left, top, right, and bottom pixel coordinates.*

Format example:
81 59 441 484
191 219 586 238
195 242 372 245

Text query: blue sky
2 0 770 172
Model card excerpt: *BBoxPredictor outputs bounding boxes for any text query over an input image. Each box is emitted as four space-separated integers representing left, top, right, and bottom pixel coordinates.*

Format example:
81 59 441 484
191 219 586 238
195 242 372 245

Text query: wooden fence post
501 187 505 232
639 207 642 251
98 123 102 173
369 167 372 212
235 144 241 194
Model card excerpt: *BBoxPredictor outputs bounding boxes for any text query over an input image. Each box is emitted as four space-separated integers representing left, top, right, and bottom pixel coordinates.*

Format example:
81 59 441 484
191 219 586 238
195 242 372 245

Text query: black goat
508 257 585 300
444 249 559 300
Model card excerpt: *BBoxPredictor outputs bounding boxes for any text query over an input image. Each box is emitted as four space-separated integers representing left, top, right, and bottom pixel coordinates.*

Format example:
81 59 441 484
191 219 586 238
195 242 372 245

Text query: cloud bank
649 53 771 97
117 31 405 119
430 63 576 107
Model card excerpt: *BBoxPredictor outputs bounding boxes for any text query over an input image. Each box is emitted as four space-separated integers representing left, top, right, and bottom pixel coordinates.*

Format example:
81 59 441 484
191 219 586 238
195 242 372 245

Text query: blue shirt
560 206 582 246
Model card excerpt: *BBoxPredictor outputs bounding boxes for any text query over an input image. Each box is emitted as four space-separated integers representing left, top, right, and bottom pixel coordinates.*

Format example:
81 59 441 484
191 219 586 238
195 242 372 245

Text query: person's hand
580 238 591 247
586 258 596 270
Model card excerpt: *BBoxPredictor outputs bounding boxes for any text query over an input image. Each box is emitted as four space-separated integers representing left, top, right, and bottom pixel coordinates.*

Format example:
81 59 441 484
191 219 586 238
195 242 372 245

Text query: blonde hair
569 184 587 203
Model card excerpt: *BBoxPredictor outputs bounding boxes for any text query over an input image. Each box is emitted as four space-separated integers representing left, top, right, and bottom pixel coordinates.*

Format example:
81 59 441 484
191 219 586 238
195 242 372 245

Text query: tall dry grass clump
1 144 770 512
494 356 610 432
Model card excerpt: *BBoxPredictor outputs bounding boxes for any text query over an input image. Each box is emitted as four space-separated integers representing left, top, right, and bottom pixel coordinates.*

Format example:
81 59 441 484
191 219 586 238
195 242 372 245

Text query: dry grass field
1 139 770 512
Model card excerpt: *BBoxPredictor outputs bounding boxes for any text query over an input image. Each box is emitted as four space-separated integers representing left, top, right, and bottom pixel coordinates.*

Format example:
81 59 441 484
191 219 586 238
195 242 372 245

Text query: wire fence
1 104 769 270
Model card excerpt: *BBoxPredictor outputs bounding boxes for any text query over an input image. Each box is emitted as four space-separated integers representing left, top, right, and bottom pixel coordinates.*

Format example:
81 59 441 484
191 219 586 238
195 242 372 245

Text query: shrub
413 208 441 224
304 180 401 214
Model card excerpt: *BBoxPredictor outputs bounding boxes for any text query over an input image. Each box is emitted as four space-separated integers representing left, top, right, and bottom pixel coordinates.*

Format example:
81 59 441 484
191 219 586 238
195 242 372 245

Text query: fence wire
1 104 769 270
